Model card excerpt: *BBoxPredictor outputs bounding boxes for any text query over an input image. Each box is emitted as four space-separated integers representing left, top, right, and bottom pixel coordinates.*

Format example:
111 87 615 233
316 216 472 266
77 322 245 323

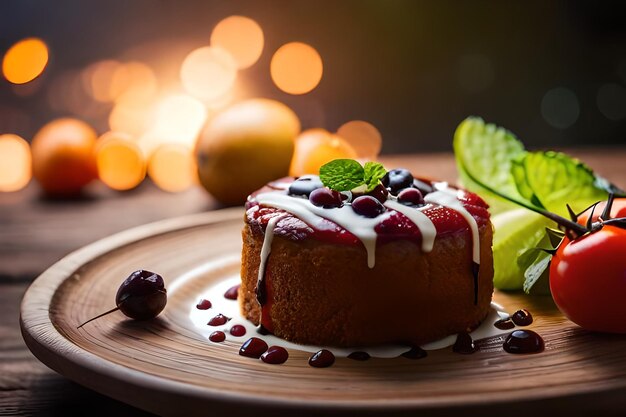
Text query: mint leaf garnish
363 162 386 191
319 159 365 191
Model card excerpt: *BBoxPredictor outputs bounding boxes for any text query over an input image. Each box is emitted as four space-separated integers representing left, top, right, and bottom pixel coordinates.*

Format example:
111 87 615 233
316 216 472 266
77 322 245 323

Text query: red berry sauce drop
207 314 230 326
401 346 427 359
347 351 371 361
224 285 240 300
511 309 533 326
261 346 289 364
209 331 225 343
239 337 269 358
308 349 335 368
196 299 212 310
503 330 544 354
494 317 515 330
230 324 246 337
453 332 478 354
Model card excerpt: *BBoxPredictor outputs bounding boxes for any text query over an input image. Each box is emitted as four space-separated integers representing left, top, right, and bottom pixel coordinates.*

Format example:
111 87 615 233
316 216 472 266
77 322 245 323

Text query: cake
240 167 494 347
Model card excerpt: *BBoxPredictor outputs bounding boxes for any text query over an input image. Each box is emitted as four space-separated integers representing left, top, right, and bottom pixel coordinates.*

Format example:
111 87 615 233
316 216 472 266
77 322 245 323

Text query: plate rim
19 208 626 415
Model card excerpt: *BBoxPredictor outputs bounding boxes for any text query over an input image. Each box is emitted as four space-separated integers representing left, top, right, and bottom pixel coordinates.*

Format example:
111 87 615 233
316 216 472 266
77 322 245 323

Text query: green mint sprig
319 159 386 192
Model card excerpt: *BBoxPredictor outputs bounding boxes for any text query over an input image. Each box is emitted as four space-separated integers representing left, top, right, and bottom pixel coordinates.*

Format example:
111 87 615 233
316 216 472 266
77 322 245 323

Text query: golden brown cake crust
240 213 494 347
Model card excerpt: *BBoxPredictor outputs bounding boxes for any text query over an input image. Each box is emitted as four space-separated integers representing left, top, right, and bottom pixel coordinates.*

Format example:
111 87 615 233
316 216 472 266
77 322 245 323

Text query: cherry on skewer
77 269 167 328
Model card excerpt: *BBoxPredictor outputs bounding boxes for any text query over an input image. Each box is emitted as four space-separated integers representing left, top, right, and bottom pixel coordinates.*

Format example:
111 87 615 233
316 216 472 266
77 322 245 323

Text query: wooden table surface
2 150 625 416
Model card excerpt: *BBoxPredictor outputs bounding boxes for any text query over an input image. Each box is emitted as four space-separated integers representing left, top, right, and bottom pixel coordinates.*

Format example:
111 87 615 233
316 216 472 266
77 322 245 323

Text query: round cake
240 169 494 347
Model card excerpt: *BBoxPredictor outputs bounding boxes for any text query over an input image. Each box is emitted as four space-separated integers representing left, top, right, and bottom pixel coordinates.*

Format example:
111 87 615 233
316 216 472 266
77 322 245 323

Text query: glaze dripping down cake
240 168 494 347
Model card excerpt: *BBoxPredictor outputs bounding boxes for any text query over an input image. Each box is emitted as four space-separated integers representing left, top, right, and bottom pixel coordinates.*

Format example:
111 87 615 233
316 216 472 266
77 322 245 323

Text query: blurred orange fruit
196 98 300 205
289 128 358 176
31 118 98 196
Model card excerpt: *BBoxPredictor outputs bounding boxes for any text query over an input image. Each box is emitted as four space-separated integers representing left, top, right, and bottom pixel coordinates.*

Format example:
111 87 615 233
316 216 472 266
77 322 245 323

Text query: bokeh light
180 46 237 101
109 98 155 138
336 120 382 160
82 60 122 102
290 128 357 176
110 61 158 104
152 94 207 146
0 134 32 192
2 38 49 84
148 144 197 192
210 16 264 69
96 132 146 191
271 42 323 95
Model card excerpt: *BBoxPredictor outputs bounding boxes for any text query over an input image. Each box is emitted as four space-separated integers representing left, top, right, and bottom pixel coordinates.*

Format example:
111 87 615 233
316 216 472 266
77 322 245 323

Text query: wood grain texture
20 208 626 417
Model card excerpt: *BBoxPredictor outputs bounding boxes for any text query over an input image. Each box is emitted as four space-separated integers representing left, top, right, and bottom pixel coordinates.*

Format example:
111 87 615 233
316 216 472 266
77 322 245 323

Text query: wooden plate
20 209 626 416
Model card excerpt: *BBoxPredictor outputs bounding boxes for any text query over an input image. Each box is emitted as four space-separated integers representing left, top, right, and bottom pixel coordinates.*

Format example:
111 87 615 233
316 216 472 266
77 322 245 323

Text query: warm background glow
210 16 264 69
148 144 197 192
180 46 237 101
336 120 382 160
290 128 357 176
96 132 146 191
2 38 49 84
0 134 32 192
271 42 323 95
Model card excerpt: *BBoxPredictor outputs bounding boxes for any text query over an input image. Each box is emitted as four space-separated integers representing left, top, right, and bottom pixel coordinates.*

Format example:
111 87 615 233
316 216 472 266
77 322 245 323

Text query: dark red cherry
77 269 167 328
309 188 344 208
288 176 323 197
367 184 389 203
397 188 424 206
382 169 414 194
114 270 167 320
351 195 386 217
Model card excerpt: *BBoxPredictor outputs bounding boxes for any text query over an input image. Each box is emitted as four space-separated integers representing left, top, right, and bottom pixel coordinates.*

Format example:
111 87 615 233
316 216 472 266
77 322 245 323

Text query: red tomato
549 225 626 333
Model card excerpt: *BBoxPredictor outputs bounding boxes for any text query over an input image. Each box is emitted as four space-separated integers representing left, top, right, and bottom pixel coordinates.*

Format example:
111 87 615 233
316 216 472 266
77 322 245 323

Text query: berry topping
511 309 533 326
288 176 323 197
223 285 239 300
366 184 389 203
309 188 344 208
382 168 414 194
397 188 424 206
351 195 386 217
308 349 335 368
261 346 289 364
209 331 226 342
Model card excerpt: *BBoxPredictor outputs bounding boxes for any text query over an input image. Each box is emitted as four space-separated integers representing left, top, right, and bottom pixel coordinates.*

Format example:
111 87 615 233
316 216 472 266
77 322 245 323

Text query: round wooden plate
20 208 626 416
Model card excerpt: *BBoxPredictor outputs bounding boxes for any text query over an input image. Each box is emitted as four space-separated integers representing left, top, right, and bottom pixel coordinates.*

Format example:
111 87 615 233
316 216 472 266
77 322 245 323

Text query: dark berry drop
351 195 386 217
401 346 427 359
348 351 371 361
308 349 335 368
230 324 246 337
239 337 269 358
453 332 478 354
196 299 212 310
261 346 289 364
223 285 240 300
511 309 533 326
494 318 515 330
207 314 230 326
209 331 226 342
503 330 544 354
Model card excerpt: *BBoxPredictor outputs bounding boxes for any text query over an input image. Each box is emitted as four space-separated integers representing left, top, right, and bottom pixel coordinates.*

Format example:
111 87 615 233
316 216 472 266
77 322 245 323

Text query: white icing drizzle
253 177 482 268
424 187 481 264
254 192 393 268
383 200 437 252
257 214 284 291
